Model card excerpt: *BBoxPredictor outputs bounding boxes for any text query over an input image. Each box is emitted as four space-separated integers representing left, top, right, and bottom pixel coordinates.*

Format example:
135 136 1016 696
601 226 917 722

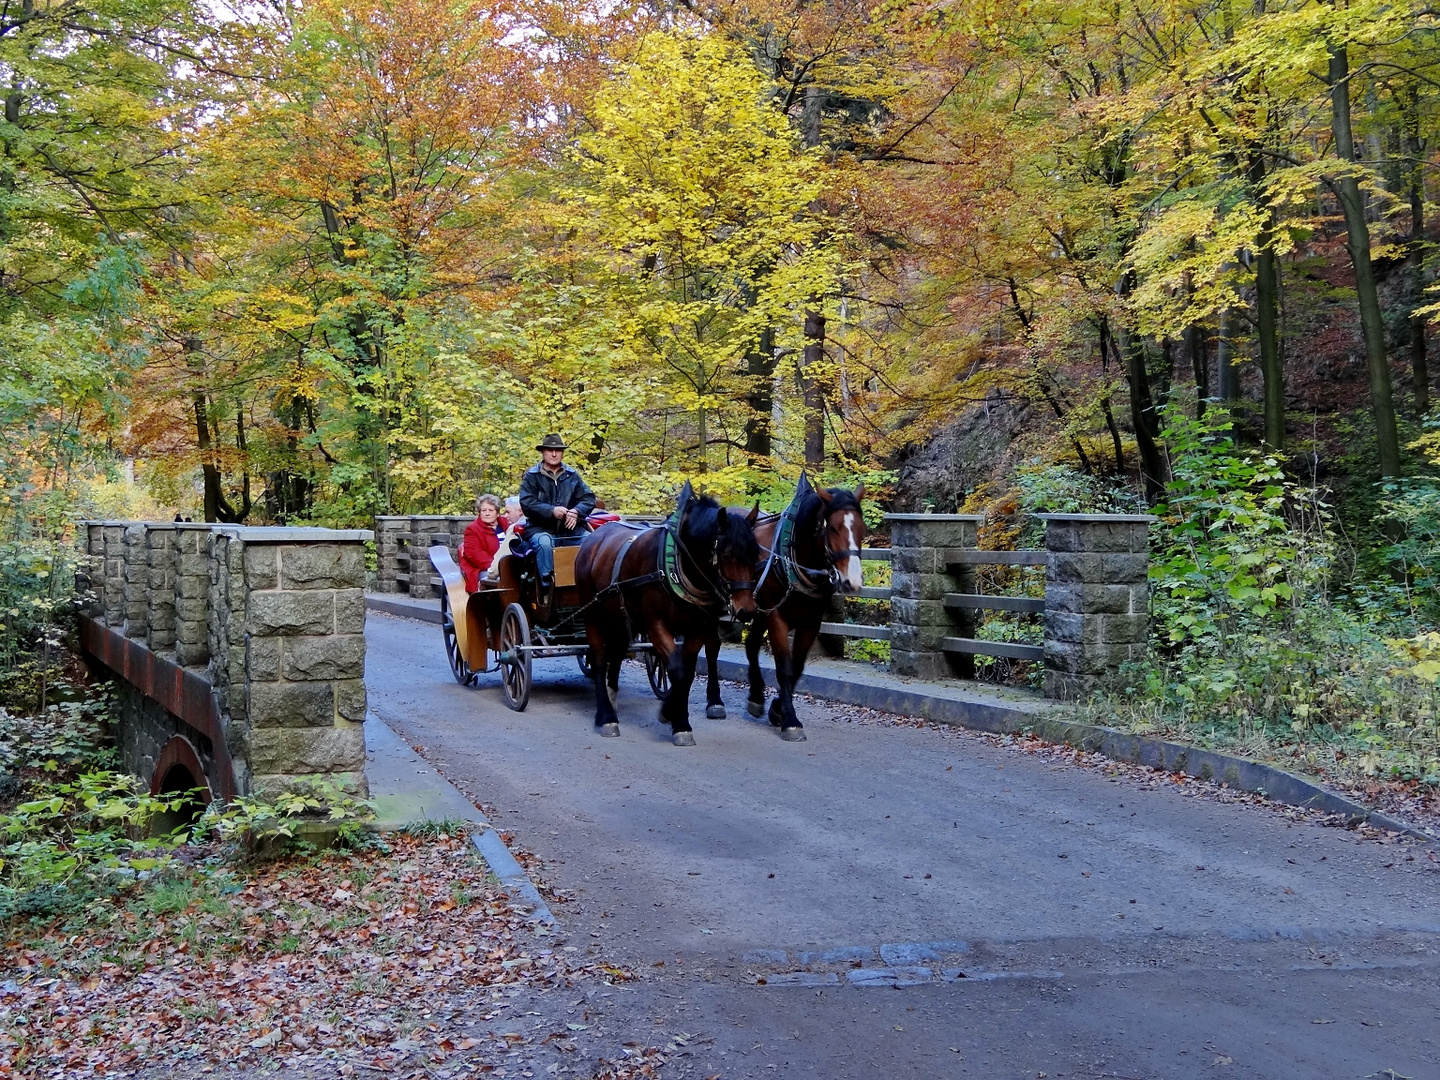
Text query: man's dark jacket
519 462 596 536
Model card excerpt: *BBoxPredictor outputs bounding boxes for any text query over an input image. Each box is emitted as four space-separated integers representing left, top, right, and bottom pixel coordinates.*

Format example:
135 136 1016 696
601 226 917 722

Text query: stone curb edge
469 826 555 927
704 656 1438 845
366 596 1433 845
367 594 442 623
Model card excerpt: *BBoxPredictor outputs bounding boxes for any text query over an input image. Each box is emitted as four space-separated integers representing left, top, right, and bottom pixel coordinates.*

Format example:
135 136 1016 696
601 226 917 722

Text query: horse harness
755 493 864 611
548 514 750 637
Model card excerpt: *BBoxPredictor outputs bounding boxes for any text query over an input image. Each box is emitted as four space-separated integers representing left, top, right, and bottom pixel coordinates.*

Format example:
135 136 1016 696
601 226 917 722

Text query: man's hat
535 433 568 451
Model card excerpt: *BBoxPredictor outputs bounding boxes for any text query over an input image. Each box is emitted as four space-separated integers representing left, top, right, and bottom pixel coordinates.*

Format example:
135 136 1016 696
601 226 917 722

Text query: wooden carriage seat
554 543 581 589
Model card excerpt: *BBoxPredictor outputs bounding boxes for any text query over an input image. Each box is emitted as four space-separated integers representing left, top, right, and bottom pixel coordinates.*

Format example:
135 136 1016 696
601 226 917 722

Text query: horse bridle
792 505 863 591
671 511 755 608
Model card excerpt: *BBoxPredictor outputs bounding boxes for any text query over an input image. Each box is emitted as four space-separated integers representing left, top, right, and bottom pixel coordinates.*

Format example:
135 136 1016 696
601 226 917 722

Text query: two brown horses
575 484 760 745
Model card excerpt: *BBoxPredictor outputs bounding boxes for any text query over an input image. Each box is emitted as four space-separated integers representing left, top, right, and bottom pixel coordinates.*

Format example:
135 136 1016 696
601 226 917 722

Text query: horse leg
587 621 619 737
767 616 793 729
704 631 726 719
768 618 816 741
745 617 768 718
606 639 623 713
663 634 702 746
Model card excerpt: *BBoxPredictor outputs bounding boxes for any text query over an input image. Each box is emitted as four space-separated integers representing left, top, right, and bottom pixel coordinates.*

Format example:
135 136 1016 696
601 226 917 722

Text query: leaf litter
0 832 670 1079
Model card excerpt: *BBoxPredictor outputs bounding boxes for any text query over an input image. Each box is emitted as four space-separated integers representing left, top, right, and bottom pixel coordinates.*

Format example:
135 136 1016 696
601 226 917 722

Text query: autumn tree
563 29 840 484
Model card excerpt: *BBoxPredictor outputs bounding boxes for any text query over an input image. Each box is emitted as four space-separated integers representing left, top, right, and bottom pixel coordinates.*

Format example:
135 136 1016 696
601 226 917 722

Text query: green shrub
1085 407 1440 788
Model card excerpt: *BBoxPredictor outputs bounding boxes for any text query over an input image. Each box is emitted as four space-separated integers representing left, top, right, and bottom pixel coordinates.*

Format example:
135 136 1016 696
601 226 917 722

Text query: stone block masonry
378 513 478 599
1038 514 1154 701
77 522 374 803
884 511 1154 699
886 514 981 680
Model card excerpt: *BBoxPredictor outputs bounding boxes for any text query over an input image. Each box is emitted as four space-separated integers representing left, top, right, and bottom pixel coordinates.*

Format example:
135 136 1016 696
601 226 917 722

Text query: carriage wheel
645 649 669 699
576 649 593 679
499 603 532 711
440 589 474 687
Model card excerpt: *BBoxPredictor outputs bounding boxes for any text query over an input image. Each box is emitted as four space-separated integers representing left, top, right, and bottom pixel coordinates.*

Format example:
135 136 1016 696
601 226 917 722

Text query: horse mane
795 485 862 527
682 493 759 563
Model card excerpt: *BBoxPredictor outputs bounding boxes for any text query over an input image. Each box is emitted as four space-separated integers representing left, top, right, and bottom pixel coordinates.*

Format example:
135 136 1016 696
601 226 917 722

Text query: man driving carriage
519 434 596 594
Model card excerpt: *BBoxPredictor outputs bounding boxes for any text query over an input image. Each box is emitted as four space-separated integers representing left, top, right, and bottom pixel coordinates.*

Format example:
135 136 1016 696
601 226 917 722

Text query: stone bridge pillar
886 514 982 680
374 517 408 594
212 528 370 797
173 523 212 667
1038 513 1155 701
77 522 374 803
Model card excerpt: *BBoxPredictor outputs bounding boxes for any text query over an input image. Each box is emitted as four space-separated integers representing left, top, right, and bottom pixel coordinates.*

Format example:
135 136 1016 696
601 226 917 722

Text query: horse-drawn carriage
427 475 867 745
428 525 669 711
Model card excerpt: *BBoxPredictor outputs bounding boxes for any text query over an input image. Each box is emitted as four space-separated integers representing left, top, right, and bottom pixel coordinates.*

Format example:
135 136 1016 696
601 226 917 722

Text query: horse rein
756 502 863 606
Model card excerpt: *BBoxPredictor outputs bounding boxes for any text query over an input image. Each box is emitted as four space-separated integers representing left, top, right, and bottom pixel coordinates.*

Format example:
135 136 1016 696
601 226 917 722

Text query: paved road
365 612 1440 1079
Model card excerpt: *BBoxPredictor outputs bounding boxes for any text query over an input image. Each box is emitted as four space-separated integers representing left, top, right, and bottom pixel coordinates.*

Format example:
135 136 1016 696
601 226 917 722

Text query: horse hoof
706 704 727 720
672 730 696 747
597 723 620 738
746 699 765 718
779 726 807 742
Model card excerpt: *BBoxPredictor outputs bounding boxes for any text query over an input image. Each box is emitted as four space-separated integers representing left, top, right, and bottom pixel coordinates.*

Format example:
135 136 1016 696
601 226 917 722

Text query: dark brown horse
731 475 867 740
575 484 760 745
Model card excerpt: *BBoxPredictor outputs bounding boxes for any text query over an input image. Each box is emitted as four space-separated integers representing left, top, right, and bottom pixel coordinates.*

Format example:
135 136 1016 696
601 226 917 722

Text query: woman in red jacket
459 494 508 591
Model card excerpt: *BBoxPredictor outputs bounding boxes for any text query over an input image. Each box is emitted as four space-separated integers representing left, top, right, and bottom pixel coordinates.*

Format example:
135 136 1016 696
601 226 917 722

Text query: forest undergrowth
1014 407 1440 812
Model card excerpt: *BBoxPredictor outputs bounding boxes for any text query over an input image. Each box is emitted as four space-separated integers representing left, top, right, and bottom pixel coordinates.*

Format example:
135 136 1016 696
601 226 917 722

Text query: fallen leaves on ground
0 832 653 1078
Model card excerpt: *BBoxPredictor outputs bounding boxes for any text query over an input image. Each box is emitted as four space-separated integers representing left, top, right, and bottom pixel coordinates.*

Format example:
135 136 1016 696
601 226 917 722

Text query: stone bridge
73 510 1156 804
76 522 371 805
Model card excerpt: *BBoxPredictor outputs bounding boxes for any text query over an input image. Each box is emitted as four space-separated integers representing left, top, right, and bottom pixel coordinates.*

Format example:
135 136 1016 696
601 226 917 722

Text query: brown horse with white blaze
575 485 760 745
729 475 867 740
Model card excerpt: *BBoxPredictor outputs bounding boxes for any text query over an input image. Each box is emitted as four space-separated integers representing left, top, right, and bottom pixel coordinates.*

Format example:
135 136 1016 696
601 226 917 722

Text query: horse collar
662 522 718 608
778 495 832 599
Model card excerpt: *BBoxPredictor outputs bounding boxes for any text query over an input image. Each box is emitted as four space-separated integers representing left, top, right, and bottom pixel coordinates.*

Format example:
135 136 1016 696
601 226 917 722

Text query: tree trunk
1186 322 1208 417
800 311 826 470
1256 244 1284 449
798 85 828 473
1401 83 1429 415
1111 281 1169 501
1096 317 1126 473
1216 271 1240 413
744 326 776 462
1329 42 1401 476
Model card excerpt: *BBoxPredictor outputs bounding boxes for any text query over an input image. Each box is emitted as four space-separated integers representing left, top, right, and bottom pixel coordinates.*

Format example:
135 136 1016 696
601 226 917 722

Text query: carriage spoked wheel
644 649 669 699
440 589 474 687
498 603 533 711
576 650 593 679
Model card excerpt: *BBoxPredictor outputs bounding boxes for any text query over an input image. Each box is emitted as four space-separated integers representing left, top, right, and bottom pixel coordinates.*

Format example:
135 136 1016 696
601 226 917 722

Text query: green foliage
1013 463 1147 516
1082 406 1440 788
199 780 377 853
1378 417 1440 623
400 818 470 839
0 769 193 920
1150 407 1330 646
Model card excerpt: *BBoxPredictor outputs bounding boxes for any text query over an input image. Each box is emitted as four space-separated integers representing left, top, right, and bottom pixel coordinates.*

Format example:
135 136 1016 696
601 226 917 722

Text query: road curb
364 706 554 924
367 593 442 623
705 654 1437 845
470 827 555 927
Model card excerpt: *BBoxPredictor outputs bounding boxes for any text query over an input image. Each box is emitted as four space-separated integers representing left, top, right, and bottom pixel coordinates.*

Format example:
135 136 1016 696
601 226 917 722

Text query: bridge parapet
77 522 374 804
884 511 1155 698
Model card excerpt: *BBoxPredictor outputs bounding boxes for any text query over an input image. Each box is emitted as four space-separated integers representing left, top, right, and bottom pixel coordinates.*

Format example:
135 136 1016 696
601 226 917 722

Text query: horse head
812 481 867 594
682 494 761 617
